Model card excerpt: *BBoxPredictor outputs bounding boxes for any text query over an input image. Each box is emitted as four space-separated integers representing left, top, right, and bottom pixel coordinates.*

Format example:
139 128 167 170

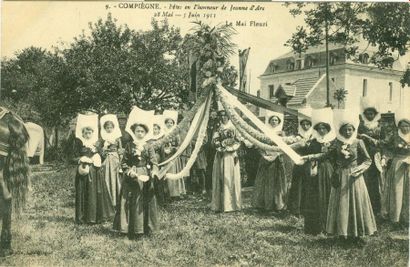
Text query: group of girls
72 96 409 242
73 107 191 239
247 96 409 242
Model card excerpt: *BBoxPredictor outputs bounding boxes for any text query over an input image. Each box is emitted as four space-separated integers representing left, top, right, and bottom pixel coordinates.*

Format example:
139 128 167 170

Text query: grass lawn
1 164 408 266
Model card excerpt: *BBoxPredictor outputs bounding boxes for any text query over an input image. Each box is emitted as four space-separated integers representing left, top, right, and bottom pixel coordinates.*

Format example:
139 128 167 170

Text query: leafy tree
179 22 238 98
285 3 410 106
333 87 348 109
61 14 189 114
1 47 69 127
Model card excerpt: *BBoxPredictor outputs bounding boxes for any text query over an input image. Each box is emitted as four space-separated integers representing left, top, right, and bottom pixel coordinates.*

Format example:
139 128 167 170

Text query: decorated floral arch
149 79 304 180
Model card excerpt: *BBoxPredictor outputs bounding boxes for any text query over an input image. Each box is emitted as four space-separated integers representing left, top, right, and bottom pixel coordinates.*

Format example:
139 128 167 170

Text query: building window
330 53 337 65
359 53 369 64
295 60 302 70
269 85 275 98
389 82 393 101
362 79 367 97
287 60 295 71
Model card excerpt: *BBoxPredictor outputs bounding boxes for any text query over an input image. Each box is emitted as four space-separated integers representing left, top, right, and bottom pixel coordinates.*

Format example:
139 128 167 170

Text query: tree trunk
54 127 58 149
325 18 330 107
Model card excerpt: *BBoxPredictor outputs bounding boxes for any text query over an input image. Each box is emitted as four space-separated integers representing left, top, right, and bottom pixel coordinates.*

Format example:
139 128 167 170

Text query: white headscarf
75 113 99 148
100 114 122 144
333 109 360 145
125 106 155 144
360 97 381 130
395 107 410 143
311 108 336 144
150 115 165 140
163 110 178 133
298 107 313 140
265 110 284 134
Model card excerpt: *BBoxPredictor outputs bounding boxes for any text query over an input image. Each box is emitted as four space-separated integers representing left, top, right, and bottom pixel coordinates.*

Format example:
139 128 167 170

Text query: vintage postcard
1 1 409 266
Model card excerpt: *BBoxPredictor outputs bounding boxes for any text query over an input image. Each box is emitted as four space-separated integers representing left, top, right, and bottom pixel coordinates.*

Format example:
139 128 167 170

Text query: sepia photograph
1 1 409 266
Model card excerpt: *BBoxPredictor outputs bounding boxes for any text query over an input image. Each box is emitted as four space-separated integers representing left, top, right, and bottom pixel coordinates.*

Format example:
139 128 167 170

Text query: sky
2 2 408 94
1 1 306 93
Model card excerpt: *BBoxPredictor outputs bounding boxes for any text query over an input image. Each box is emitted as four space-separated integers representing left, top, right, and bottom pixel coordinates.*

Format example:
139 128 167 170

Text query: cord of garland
215 88 275 145
216 94 281 152
165 91 212 180
149 86 212 151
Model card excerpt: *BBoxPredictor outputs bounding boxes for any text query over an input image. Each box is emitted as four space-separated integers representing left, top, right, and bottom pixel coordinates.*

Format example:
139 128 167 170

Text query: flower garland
215 87 275 145
222 100 281 152
149 86 211 151
165 92 212 180
215 91 282 152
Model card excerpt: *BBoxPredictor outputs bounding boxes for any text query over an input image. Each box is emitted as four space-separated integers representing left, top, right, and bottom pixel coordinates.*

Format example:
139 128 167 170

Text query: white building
258 42 409 115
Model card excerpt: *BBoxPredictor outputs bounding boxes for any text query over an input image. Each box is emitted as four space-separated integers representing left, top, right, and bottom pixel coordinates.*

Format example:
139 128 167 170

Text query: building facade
258 43 408 116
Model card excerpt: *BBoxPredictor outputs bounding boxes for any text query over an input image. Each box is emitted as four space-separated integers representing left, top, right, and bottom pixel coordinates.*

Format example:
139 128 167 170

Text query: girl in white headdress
161 110 186 199
211 109 242 212
73 113 114 224
357 97 382 214
304 109 377 241
300 108 336 235
113 107 159 238
288 107 313 216
100 114 123 207
252 111 288 212
381 108 410 227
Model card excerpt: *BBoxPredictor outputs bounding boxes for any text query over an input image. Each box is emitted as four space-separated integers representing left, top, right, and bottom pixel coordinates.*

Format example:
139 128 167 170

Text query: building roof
261 40 397 77
276 84 296 97
287 76 321 106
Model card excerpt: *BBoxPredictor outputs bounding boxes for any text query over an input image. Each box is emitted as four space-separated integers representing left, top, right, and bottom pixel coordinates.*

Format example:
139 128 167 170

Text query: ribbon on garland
165 91 212 180
150 86 211 151
159 94 208 167
217 84 303 165
218 94 280 152
214 88 275 146
157 92 212 179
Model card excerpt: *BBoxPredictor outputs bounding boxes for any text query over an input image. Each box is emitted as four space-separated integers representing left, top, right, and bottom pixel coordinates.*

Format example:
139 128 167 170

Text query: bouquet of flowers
321 142 331 153
218 129 239 152
340 143 352 159
132 143 145 161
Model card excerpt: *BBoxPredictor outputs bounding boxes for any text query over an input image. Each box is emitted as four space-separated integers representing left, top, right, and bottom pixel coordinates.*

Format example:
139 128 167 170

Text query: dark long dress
148 137 168 206
381 134 410 224
189 135 208 194
74 139 114 224
301 139 334 235
252 153 287 211
101 138 122 207
358 122 382 214
243 146 261 186
288 134 312 216
160 135 186 197
113 142 159 237
252 132 288 212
